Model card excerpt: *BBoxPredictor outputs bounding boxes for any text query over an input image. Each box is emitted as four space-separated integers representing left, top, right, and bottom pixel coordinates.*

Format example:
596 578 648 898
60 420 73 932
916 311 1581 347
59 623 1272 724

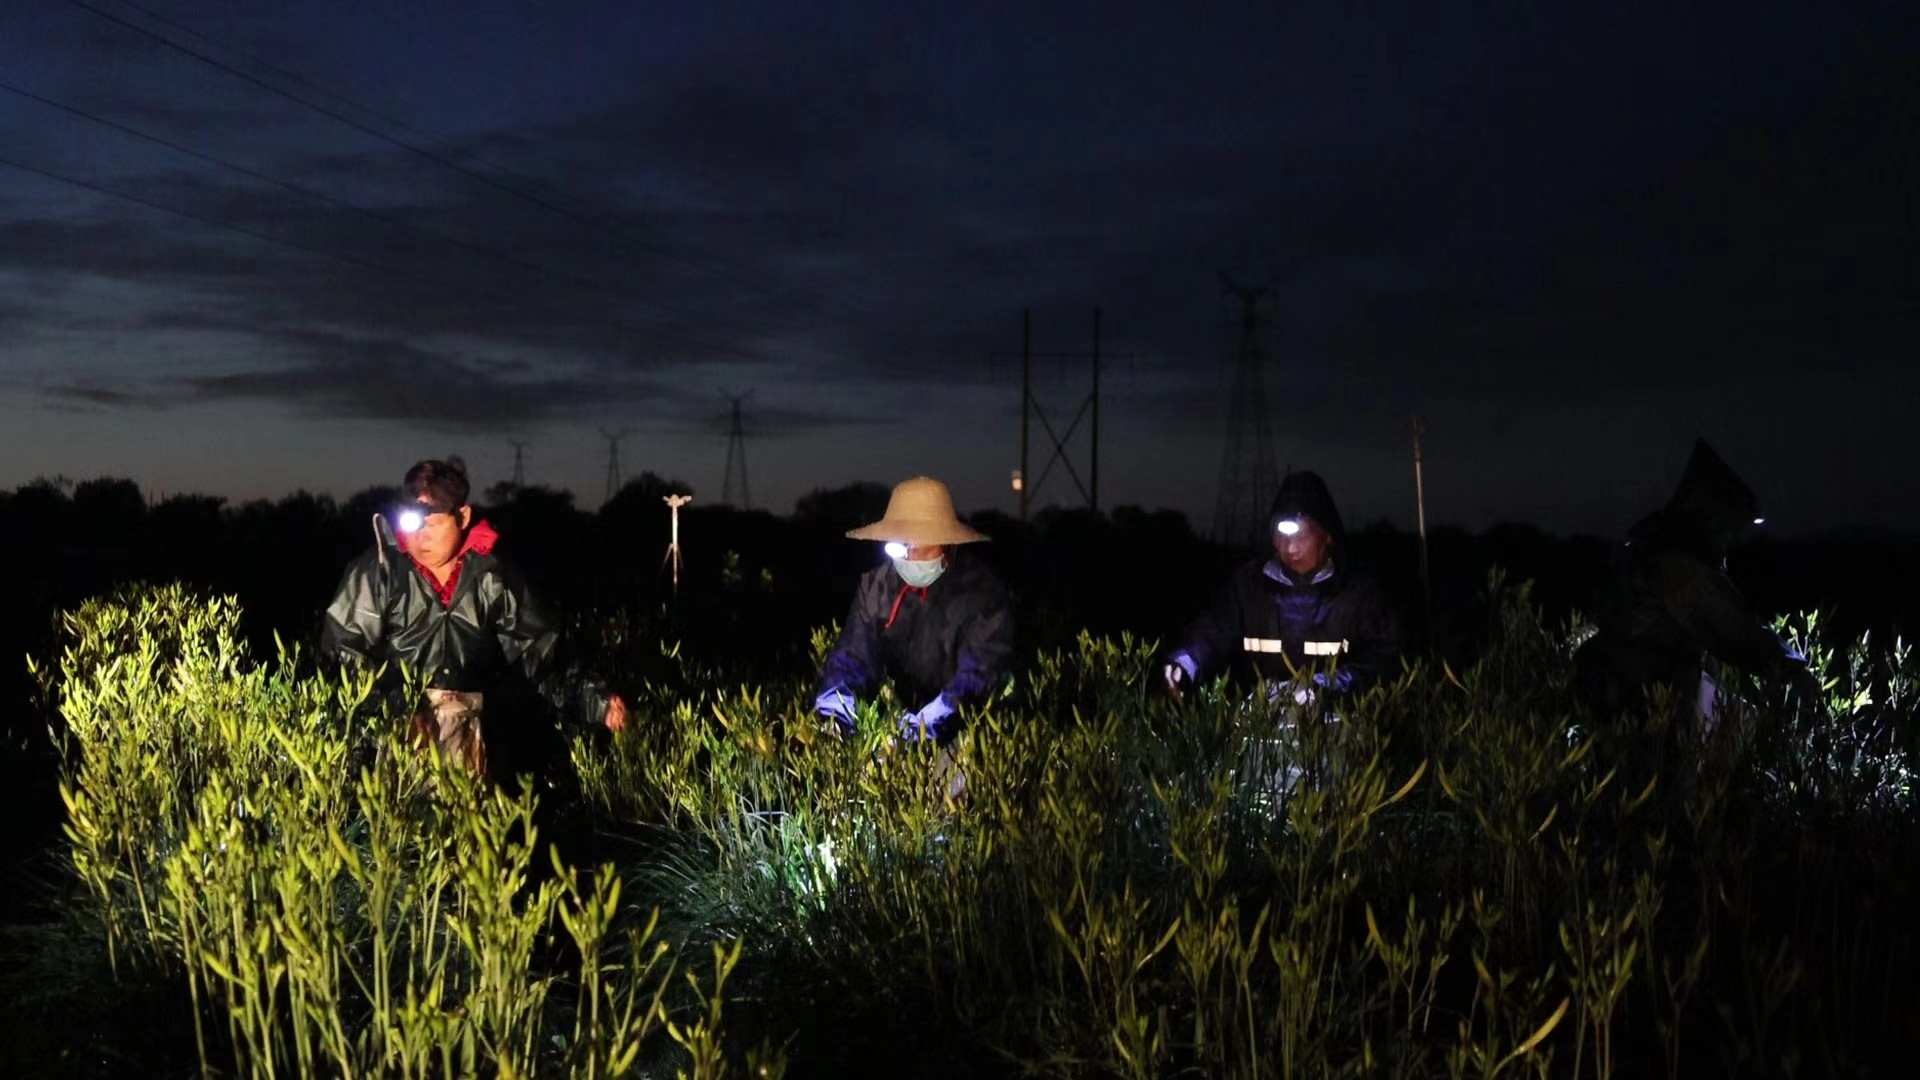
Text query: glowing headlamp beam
397 509 425 534
1275 519 1301 537
884 541 909 559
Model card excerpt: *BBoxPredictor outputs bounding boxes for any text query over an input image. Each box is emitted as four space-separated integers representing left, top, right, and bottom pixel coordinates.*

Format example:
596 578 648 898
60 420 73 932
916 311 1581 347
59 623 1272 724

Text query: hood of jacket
1267 470 1346 547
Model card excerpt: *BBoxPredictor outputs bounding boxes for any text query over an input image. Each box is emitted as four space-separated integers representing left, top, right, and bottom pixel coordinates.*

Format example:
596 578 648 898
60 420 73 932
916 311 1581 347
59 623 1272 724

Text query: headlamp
1275 519 1302 537
394 503 455 534
1752 517 1765 526
884 541 910 560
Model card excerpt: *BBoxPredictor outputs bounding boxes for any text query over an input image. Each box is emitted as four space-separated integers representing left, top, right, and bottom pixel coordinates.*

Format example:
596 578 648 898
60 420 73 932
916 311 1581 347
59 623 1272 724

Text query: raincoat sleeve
320 551 390 668
1170 575 1246 683
940 580 1015 706
1653 554 1804 676
491 562 560 683
818 572 885 698
491 562 612 730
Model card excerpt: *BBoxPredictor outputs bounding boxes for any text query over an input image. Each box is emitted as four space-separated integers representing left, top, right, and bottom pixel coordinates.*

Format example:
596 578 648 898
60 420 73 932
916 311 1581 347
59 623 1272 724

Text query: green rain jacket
321 513 611 740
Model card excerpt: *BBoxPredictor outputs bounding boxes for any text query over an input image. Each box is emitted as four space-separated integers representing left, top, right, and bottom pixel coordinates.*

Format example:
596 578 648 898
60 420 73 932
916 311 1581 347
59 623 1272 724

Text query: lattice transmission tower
1210 274 1281 546
600 427 632 505
507 440 529 487
720 390 753 508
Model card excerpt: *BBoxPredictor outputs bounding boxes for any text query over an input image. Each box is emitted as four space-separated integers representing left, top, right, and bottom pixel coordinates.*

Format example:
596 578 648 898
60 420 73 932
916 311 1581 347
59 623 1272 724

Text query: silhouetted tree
344 485 403 525
599 474 696 534
792 482 891 532
72 477 146 529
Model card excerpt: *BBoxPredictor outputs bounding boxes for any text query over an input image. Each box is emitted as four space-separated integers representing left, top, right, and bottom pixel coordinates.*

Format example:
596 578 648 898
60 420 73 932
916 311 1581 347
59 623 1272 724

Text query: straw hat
845 476 988 545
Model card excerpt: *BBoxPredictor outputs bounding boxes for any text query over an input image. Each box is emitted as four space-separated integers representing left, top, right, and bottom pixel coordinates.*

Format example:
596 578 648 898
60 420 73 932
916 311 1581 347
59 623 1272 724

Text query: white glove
1163 653 1198 697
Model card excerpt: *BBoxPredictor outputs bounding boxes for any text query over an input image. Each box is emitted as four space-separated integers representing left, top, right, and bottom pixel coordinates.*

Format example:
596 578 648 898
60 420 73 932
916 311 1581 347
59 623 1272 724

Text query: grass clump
45 583 773 1079
43 577 1920 1077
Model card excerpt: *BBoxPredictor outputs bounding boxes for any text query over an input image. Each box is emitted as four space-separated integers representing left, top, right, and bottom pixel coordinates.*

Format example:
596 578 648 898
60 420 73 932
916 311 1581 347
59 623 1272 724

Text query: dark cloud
0 214 265 285
107 98 288 139
178 337 661 427
678 400 900 441
0 187 809 375
40 382 157 412
22 316 876 437
0 296 33 333
1 0 1914 527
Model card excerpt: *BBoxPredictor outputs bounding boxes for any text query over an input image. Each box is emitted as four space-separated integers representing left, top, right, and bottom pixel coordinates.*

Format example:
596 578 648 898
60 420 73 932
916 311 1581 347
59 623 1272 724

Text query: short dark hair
403 459 471 510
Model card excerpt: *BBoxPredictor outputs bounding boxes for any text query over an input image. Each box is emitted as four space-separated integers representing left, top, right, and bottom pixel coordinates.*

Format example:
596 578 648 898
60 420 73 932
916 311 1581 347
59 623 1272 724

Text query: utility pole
1412 414 1433 650
661 493 692 596
599 427 631 505
1005 310 1122 518
1018 309 1031 521
720 390 753 508
1091 307 1102 512
1211 274 1280 546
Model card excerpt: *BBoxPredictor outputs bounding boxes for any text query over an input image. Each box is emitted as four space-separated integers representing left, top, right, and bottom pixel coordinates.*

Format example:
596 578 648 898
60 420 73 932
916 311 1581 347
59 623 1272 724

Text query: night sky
2 0 1914 535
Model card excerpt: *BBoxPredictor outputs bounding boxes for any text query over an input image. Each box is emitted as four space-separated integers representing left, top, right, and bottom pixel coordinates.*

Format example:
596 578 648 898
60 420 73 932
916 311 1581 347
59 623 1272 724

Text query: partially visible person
322 458 624 779
1576 439 1820 731
1163 470 1401 703
814 476 1014 747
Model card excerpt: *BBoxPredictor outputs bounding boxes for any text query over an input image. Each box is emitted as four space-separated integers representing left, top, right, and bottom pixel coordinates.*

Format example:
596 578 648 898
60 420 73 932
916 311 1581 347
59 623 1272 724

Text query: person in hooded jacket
815 476 1014 747
321 459 625 778
1163 471 1401 702
1575 440 1819 727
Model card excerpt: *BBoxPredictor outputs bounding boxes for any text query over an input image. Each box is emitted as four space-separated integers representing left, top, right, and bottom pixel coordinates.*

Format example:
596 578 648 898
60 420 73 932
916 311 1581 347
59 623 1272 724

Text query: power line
55 0 663 258
0 76 798 345
55 0 856 328
0 152 729 352
0 153 486 297
112 0 514 145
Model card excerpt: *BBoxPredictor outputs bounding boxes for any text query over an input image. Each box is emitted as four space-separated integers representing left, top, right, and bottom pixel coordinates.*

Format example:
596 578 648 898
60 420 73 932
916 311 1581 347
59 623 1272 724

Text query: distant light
884 541 909 559
1275 519 1301 537
396 509 425 534
1010 469 1024 493
1753 517 1766 526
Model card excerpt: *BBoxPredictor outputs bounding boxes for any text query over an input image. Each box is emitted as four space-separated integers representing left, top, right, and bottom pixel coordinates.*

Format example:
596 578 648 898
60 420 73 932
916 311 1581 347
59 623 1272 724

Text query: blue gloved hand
896 694 956 744
814 687 857 737
1309 668 1354 694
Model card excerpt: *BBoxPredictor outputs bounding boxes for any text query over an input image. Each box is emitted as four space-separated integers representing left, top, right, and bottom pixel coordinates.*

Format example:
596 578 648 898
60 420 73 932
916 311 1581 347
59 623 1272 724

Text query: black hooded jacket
817 551 1015 713
1576 441 1806 697
1171 472 1401 692
320 514 610 732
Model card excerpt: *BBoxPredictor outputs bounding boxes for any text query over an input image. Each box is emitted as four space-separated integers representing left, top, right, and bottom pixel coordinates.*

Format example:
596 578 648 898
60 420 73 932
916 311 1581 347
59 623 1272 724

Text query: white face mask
894 556 946 588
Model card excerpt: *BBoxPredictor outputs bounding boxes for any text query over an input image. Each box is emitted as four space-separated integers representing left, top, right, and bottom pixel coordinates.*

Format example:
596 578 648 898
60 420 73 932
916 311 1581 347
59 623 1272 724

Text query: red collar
885 583 929 629
397 520 497 605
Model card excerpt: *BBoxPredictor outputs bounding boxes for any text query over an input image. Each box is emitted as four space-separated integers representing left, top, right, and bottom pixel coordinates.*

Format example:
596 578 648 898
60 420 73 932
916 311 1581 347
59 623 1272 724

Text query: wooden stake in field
1412 414 1432 650
662 493 692 596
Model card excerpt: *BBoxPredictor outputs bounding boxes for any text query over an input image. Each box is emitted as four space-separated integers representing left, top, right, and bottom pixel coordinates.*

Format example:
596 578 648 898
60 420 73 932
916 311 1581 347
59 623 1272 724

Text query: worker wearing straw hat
815 476 1014 745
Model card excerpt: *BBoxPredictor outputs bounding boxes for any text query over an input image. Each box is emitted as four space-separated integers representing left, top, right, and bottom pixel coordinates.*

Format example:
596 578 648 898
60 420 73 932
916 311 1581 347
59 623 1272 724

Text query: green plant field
34 579 1920 1078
